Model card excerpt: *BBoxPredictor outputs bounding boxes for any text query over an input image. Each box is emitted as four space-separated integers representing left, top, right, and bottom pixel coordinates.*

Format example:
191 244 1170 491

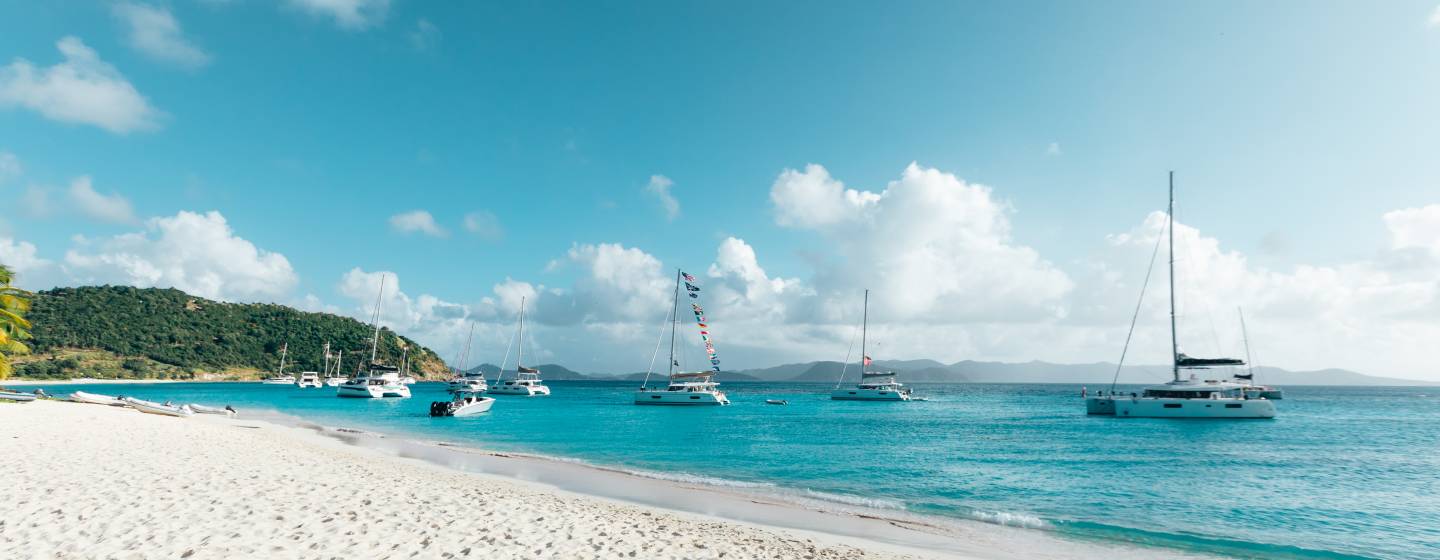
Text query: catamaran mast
1168 172 1180 382
668 269 681 377
278 343 288 376
370 274 386 364
517 297 526 370
1239 307 1255 379
861 289 869 373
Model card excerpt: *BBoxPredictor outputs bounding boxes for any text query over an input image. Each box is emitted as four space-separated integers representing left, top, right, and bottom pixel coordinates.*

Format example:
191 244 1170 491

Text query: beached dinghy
189 404 237 417
123 397 195 417
70 390 128 406
0 390 37 403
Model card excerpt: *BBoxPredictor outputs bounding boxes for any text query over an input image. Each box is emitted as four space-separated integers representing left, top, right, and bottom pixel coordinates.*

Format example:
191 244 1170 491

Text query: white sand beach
0 400 1212 559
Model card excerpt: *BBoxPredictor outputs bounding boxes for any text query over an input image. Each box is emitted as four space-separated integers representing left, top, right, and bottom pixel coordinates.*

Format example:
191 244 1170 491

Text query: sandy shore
0 400 1214 559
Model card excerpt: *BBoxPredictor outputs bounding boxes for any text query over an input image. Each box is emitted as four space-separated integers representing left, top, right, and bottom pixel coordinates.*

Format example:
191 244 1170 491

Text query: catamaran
1234 309 1284 400
336 274 412 399
446 322 488 393
635 270 729 405
261 343 296 384
1086 173 1275 419
323 346 346 387
832 290 912 401
489 297 551 396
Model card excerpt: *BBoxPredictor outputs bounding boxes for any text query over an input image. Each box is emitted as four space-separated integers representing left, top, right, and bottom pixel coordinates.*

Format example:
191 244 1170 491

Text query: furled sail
1176 353 1245 368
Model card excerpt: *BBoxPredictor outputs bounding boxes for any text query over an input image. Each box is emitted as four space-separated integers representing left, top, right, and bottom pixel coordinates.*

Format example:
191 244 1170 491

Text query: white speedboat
262 342 295 384
1086 173 1276 420
189 403 237 417
296 371 322 388
336 363 411 398
70 390 127 406
429 391 495 417
123 397 194 417
0 390 37 403
636 372 729 405
634 270 728 406
489 297 551 397
831 290 913 401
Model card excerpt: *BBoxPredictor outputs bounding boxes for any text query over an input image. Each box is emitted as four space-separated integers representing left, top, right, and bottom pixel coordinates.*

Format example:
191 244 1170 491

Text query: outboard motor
429 400 456 417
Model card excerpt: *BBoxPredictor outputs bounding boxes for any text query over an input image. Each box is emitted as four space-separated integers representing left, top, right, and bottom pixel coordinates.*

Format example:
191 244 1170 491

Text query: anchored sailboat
1087 173 1275 419
446 323 488 393
831 290 911 401
489 297 551 396
336 274 412 398
261 343 295 384
635 270 729 405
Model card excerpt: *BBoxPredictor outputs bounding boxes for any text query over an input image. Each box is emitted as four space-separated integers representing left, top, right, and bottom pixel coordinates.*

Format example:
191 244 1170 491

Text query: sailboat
489 297 551 396
336 274 412 398
446 323 488 393
1089 173 1275 419
322 344 346 386
634 269 729 405
1234 309 1284 400
831 290 911 401
261 343 296 384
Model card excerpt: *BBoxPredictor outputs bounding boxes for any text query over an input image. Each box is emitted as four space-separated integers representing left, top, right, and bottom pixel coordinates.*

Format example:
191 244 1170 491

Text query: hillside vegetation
12 286 446 380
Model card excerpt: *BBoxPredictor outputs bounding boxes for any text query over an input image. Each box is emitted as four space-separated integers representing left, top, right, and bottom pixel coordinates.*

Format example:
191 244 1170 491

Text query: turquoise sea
29 381 1438 559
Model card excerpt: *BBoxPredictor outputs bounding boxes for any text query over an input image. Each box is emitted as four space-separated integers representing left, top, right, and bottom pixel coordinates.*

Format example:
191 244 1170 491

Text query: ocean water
29 381 1438 559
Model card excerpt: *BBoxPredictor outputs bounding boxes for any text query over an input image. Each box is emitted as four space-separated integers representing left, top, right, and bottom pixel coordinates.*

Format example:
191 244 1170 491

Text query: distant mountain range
467 359 1434 386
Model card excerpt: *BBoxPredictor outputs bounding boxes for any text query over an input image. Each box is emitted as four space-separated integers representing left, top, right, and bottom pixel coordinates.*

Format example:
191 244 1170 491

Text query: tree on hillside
0 264 35 380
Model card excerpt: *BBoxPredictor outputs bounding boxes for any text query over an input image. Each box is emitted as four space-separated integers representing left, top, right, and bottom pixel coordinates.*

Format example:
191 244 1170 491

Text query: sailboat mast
370 274 386 364
278 343 288 375
1239 307 1255 379
1168 172 1180 382
517 297 526 368
861 289 869 372
668 269 680 376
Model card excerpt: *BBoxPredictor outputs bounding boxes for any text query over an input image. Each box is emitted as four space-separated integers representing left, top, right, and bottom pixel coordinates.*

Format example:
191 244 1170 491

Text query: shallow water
30 381 1438 559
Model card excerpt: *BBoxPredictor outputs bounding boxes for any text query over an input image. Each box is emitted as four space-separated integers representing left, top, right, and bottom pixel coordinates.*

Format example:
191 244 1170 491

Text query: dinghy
123 397 195 417
765 399 788 405
70 390 127 406
0 390 36 403
189 404 237 417
429 391 495 417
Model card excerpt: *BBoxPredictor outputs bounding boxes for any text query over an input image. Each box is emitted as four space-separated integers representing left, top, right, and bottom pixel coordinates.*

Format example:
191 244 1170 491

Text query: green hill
12 286 446 380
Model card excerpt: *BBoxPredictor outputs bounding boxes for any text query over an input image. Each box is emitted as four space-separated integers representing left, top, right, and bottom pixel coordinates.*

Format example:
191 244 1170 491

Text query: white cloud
769 164 880 228
0 151 20 184
62 210 298 301
555 243 671 323
463 210 503 241
1430 5 1440 27
1382 204 1440 255
1045 142 1062 156
0 237 50 277
389 210 447 237
409 18 441 51
287 0 390 30
112 3 211 68
645 175 680 221
68 176 137 224
0 36 162 133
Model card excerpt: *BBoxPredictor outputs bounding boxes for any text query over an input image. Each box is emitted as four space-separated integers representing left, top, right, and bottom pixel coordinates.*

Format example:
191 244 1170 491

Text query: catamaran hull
336 384 411 398
324 378 345 387
489 385 551 396
447 380 488 393
634 391 729 405
1113 398 1276 419
831 388 910 401
1244 388 1283 400
296 380 322 388
261 379 294 385
1085 396 1117 415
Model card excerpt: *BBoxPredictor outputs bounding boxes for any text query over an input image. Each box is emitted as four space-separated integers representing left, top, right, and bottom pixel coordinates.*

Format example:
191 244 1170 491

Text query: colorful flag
685 282 701 292
863 355 872 366
682 272 696 282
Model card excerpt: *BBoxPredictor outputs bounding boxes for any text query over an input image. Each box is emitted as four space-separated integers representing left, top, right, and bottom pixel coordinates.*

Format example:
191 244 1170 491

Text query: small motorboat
189 404 237 417
70 390 128 406
764 399 788 405
122 397 194 417
0 390 37 403
430 392 495 417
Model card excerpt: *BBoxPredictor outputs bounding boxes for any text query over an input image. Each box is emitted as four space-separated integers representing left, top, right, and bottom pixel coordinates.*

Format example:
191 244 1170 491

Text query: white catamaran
445 322 488 393
336 274 412 399
295 343 322 388
831 290 912 401
1086 173 1275 419
635 269 729 405
489 297 551 396
261 343 296 385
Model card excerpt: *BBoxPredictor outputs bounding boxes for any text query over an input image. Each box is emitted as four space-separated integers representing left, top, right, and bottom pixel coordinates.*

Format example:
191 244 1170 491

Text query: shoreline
0 398 1221 559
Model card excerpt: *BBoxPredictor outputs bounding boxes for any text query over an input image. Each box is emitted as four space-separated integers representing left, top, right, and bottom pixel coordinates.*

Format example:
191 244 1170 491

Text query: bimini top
671 371 716 380
861 371 898 378
1176 353 1245 368
367 363 400 372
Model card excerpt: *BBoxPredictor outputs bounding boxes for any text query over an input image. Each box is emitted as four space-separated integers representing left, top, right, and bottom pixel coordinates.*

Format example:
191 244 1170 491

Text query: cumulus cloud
112 3 211 68
463 210 503 241
287 0 390 30
389 210 447 237
0 151 20 184
0 237 50 276
62 210 298 301
68 176 137 224
645 175 680 221
553 243 671 323
769 164 881 228
1382 205 1440 255
0 36 162 133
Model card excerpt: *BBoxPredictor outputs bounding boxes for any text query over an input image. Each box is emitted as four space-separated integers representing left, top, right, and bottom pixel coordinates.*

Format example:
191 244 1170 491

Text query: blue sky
3 1 1440 379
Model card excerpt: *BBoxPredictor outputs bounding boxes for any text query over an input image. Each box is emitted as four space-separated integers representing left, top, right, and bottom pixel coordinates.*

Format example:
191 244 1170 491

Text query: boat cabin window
1163 403 1182 408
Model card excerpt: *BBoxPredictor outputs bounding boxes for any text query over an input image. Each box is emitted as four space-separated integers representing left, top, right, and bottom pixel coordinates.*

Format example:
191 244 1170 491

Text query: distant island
11 286 446 380
9 286 1431 386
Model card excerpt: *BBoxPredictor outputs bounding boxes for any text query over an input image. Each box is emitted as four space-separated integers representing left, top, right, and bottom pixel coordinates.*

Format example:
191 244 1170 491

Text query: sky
2 1 1439 380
